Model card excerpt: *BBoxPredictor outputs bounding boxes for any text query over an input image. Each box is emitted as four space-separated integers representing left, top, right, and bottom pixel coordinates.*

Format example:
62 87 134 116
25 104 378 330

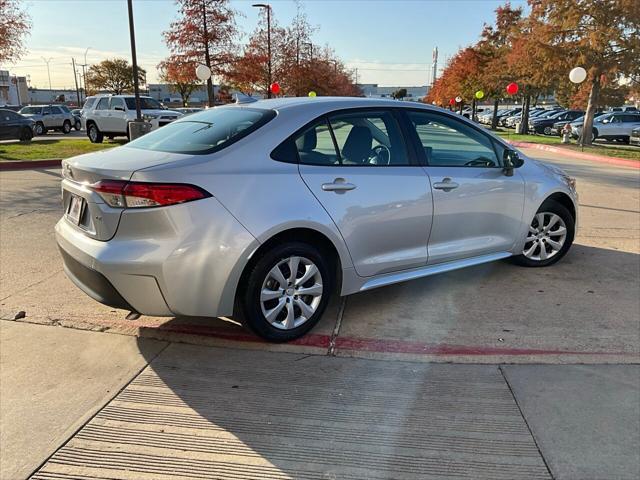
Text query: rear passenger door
404 110 525 264
295 109 433 277
92 97 111 131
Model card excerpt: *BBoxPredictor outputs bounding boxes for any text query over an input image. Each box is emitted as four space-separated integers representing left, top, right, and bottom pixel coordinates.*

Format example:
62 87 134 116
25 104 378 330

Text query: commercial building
0 70 28 106
358 83 430 101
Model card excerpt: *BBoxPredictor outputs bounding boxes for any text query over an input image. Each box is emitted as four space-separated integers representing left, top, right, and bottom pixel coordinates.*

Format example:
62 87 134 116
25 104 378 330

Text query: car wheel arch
235 227 345 308
543 192 576 221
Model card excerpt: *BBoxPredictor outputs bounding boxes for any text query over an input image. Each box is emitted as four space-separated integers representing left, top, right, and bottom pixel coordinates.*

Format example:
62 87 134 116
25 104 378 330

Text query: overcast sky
6 0 527 89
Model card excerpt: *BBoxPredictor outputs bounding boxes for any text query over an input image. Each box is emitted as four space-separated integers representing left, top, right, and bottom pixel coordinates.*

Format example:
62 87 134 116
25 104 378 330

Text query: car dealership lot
1 148 639 479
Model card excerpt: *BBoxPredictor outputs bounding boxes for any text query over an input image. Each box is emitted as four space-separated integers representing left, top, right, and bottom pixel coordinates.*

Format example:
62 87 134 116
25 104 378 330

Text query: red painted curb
0 159 61 171
508 141 639 169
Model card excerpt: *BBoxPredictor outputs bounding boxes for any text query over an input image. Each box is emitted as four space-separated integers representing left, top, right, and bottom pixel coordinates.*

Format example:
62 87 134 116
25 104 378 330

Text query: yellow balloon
308 91 317 97
475 90 485 99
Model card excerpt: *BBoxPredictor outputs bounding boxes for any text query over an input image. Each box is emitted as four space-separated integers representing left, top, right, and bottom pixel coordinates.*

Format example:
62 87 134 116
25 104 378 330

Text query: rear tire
19 126 33 142
74 119 81 131
87 123 103 143
237 242 332 342
543 126 552 135
512 200 575 268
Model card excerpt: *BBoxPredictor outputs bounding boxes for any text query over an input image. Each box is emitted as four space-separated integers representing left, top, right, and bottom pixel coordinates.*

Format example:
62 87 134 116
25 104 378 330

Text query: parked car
0 108 34 141
18 104 75 135
608 106 638 113
82 94 183 143
70 108 83 131
57 97 578 342
573 112 640 143
531 110 584 135
503 108 546 128
630 126 640 146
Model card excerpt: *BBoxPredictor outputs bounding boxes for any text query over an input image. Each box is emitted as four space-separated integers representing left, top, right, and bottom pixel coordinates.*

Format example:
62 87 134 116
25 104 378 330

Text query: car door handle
433 178 459 191
322 178 356 192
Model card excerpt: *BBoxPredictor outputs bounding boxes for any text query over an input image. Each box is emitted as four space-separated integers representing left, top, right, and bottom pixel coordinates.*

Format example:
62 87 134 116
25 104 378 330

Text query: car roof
239 96 437 113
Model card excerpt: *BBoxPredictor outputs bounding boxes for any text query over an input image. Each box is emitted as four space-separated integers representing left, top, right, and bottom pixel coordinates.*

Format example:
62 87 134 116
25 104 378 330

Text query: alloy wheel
89 126 97 142
259 256 323 330
523 212 567 261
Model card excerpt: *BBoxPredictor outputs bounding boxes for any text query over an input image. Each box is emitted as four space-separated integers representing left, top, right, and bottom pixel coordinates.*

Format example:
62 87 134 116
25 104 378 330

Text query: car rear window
126 107 276 154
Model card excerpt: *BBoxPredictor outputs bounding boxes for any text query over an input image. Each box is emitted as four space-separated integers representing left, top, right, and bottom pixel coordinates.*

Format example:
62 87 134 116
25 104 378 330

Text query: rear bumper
58 246 135 311
55 196 259 318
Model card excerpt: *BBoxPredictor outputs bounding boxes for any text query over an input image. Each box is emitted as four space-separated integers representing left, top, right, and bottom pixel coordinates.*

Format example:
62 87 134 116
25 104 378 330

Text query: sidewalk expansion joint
499 365 555 480
327 296 347 356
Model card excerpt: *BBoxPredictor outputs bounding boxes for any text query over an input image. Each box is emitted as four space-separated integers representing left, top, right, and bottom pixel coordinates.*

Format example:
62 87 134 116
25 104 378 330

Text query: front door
297 109 433 277
405 110 525 265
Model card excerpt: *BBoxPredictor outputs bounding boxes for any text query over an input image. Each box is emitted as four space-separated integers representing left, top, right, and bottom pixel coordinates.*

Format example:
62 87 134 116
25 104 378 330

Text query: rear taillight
91 180 211 208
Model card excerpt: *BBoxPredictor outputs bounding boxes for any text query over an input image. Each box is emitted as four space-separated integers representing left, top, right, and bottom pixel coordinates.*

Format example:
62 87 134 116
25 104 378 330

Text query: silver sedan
56 97 578 342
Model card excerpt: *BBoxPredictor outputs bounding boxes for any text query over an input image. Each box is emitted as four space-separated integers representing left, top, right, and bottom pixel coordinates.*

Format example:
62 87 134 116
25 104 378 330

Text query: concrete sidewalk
1 329 631 480
0 321 167 479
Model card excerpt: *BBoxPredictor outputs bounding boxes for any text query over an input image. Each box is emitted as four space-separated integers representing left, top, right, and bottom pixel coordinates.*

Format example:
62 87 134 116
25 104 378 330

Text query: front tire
237 242 332 342
74 119 81 131
87 123 103 143
62 120 72 134
34 122 46 136
543 126 552 135
513 200 575 267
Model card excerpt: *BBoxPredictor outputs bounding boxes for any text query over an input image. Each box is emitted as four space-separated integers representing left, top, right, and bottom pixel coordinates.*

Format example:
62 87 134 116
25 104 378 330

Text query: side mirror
503 150 524 177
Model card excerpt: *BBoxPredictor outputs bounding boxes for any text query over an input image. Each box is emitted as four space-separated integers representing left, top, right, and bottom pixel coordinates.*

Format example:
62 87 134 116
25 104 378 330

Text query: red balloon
506 82 519 95
449 98 456 105
270 82 280 94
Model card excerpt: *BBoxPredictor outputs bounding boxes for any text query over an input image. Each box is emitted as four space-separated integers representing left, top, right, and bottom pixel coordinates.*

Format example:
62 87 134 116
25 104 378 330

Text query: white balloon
569 67 587 84
455 96 462 103
195 64 212 81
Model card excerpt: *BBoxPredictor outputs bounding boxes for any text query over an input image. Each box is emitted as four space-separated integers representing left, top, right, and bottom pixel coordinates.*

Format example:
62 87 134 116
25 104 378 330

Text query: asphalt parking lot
1 148 639 479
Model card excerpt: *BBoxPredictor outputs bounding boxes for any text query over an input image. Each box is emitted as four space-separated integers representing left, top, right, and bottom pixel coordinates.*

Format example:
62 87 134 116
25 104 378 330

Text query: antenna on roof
234 93 258 104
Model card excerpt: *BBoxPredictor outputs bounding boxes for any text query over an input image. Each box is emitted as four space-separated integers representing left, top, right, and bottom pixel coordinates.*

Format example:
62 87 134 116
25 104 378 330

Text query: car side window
96 98 110 110
328 111 410 166
51 106 62 115
110 98 125 110
294 119 340 166
408 111 499 168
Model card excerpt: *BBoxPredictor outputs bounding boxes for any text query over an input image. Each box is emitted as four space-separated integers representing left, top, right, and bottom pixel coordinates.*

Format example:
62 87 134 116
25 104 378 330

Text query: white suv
82 95 182 143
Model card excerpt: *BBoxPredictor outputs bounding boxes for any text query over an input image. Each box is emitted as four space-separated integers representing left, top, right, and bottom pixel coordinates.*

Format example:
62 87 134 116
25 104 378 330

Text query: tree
164 0 239 106
530 0 640 144
0 0 31 64
477 3 523 129
224 4 360 98
85 58 146 95
158 57 199 106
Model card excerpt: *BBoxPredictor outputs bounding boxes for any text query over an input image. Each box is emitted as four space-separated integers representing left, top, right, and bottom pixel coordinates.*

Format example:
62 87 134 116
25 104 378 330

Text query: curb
508 141 639 169
0 159 62 171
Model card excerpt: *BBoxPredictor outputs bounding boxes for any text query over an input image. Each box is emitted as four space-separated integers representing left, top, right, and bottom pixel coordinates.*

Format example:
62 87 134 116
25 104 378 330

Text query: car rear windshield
126 107 276 154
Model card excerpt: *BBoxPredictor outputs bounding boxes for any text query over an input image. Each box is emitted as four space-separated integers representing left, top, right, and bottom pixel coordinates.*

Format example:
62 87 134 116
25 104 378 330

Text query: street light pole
127 0 142 121
42 57 53 91
81 47 91 103
252 4 272 99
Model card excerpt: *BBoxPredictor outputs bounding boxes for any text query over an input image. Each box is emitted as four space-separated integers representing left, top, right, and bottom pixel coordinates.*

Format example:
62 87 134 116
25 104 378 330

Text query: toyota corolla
56 97 577 342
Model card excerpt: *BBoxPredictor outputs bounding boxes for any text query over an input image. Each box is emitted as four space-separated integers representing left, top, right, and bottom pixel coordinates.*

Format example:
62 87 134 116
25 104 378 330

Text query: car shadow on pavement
28 244 639 478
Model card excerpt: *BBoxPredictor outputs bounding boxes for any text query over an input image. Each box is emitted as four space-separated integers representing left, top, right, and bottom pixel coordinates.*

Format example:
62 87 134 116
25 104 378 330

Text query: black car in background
530 110 584 135
0 109 34 141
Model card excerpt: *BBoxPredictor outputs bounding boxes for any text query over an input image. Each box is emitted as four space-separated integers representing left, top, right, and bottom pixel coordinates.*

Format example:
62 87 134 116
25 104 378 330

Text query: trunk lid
61 146 189 241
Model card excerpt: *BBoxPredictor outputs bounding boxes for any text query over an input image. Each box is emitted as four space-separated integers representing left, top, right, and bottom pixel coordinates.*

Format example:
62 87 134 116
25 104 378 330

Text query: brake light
91 180 211 208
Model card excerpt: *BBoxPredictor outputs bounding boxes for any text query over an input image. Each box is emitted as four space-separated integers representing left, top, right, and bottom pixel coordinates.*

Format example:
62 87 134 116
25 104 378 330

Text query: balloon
449 98 456 105
195 64 211 81
308 91 317 97
270 82 280 94
455 96 462 103
506 82 519 95
475 90 484 99
569 67 587 84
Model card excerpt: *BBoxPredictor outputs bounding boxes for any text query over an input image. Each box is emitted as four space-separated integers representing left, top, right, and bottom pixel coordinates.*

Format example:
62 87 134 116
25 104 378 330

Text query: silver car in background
56 97 578 342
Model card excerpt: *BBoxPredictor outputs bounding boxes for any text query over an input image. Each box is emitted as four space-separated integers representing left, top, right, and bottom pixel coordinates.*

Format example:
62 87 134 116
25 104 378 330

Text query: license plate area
67 194 85 224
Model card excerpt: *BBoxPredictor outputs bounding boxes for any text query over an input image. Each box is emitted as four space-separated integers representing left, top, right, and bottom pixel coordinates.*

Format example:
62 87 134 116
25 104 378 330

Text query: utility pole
355 68 358 86
202 0 215 106
80 47 91 103
71 58 81 107
252 4 272 98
